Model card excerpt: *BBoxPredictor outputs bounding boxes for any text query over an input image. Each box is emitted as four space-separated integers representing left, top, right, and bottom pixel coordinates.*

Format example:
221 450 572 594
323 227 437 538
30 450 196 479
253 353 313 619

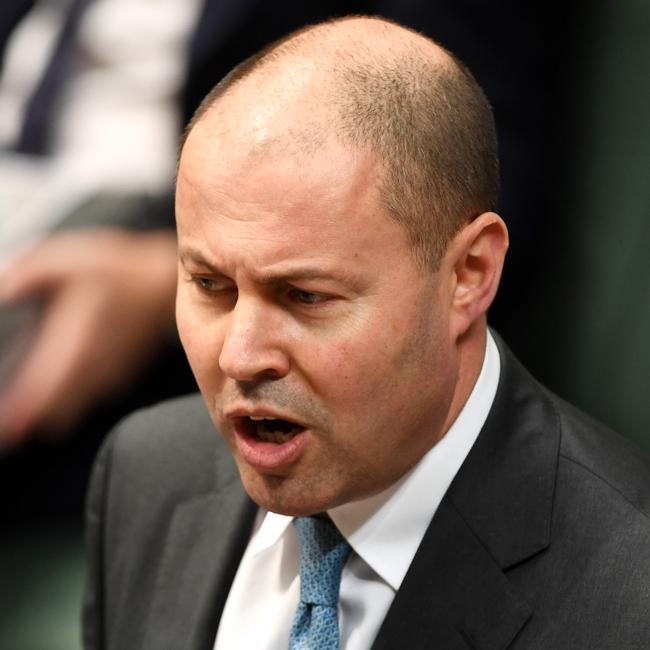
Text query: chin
239 468 341 517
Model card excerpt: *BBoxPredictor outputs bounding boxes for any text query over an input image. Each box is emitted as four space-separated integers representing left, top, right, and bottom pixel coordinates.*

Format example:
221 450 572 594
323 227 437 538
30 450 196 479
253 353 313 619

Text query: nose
218 297 290 382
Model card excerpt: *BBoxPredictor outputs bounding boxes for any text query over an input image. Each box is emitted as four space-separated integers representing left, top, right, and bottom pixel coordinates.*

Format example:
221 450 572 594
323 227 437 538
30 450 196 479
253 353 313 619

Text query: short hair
181 17 499 270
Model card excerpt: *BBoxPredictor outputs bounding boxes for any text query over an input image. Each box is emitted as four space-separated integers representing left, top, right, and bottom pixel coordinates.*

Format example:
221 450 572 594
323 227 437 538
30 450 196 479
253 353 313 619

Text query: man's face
176 119 460 516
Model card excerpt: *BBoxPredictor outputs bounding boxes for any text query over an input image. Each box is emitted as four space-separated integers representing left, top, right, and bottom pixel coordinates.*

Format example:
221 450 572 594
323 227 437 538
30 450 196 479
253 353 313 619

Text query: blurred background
0 0 648 647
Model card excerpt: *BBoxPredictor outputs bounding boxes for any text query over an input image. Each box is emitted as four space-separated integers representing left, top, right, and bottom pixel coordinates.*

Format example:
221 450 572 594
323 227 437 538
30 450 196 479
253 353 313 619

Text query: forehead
176 114 414 277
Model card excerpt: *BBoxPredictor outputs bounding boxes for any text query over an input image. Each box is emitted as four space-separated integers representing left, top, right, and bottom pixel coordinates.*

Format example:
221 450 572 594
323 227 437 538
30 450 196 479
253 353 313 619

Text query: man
83 16 650 650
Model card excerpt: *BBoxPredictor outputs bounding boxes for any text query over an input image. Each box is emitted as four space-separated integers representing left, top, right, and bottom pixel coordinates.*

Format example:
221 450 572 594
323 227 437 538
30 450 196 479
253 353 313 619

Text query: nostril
218 346 290 382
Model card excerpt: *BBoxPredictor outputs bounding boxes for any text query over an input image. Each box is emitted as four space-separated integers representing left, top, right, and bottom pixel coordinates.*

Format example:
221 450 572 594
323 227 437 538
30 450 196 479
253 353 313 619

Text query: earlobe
450 212 508 336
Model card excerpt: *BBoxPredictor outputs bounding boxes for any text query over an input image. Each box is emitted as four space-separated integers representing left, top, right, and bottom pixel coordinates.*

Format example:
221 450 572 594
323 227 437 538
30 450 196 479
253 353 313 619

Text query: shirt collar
248 331 500 590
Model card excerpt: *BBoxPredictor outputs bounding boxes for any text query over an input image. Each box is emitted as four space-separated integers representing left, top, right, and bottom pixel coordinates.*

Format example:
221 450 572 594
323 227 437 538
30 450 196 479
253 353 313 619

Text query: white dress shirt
0 0 202 267
215 332 501 649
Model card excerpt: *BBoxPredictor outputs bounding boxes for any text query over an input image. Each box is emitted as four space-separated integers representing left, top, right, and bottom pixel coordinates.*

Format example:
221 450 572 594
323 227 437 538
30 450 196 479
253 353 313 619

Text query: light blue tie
289 516 352 650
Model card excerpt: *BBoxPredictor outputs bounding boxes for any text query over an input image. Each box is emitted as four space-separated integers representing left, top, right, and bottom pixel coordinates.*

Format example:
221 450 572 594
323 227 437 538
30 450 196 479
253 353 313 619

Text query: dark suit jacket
82 337 650 649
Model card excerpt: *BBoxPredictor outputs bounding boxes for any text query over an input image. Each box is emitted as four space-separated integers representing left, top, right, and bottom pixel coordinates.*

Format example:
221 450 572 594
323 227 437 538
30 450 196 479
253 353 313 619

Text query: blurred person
0 0 203 448
83 17 650 650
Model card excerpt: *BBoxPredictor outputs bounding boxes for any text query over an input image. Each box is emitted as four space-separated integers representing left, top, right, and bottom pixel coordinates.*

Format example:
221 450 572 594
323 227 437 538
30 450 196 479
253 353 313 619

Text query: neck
440 319 488 440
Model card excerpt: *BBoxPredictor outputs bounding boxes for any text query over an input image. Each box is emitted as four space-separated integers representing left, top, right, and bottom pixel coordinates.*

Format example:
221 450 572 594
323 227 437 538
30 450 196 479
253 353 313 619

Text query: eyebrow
179 247 219 271
178 246 360 287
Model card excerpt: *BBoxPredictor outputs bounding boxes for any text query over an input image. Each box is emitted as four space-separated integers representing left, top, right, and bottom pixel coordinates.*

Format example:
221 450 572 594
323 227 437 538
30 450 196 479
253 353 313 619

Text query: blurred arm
0 227 178 448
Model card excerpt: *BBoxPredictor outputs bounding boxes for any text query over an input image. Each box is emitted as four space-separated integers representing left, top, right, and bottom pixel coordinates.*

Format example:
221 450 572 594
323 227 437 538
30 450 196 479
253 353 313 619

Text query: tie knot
293 516 351 607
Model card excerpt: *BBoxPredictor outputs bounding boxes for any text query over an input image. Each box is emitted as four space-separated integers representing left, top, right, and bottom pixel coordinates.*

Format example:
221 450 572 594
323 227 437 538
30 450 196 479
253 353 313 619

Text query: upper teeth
250 416 278 421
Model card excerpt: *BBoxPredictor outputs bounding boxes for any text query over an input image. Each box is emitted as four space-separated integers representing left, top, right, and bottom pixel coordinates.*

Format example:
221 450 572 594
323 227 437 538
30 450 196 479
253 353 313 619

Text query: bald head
182 16 499 269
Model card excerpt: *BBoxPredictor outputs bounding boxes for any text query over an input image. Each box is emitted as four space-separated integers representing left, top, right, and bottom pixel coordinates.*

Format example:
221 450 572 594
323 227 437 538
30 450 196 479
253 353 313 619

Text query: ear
446 212 508 339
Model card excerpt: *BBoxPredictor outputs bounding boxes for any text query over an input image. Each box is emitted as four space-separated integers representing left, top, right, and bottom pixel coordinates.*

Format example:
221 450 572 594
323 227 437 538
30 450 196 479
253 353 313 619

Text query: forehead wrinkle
181 239 362 286
178 233 362 283
251 263 365 290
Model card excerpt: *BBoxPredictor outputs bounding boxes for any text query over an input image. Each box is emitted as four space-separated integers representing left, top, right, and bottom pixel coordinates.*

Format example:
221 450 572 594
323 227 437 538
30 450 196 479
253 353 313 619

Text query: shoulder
549 391 650 521
526 393 650 643
492 342 650 643
83 394 244 647
110 392 222 474
494 332 650 521
90 393 237 515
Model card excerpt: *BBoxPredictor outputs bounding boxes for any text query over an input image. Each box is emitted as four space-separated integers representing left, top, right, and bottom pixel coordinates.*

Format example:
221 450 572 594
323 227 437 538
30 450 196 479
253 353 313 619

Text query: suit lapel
372 499 532 650
142 473 257 650
373 336 560 650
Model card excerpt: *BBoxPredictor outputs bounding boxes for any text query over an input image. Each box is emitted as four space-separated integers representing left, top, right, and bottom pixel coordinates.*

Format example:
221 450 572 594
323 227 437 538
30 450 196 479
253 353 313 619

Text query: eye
196 277 219 292
288 289 328 305
192 275 235 295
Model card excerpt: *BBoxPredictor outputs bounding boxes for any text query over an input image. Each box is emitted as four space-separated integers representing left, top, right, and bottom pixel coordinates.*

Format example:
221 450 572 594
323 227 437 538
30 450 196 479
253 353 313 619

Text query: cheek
314 327 407 409
319 306 446 413
327 341 355 381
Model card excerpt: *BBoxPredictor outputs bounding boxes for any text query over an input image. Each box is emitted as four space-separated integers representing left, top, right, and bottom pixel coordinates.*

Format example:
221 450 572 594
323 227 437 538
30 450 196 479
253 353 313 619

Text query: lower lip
234 427 309 471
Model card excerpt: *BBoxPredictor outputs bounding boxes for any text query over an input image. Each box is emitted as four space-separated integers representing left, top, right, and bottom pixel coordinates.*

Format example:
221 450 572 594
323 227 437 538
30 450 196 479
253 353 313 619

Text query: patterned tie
289 515 352 650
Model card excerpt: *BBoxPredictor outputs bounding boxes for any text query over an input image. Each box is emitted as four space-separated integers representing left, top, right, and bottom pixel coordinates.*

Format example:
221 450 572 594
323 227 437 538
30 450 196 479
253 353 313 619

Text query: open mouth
239 416 306 444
